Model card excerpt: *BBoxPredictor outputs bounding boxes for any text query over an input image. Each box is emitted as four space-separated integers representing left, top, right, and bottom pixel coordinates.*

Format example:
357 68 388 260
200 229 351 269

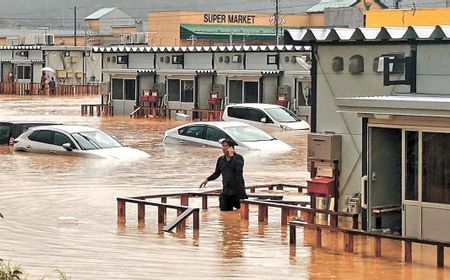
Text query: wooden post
138 203 145 226
159 197 167 224
250 187 255 193
268 186 274 190
202 195 208 210
258 205 267 223
117 199 126 225
404 241 412 263
316 227 322 247
240 202 249 220
374 236 382 257
158 205 166 224
437 245 444 268
281 208 289 225
352 216 358 229
289 224 296 245
330 215 338 228
181 194 189 206
193 209 200 230
343 232 354 252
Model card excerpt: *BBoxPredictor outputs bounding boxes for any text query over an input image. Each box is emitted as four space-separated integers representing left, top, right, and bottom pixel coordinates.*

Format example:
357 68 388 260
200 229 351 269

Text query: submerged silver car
14 125 149 160
163 121 293 152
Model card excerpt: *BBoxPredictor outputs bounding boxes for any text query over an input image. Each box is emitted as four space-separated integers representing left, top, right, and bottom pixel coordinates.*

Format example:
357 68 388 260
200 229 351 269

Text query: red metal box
208 98 220 105
307 177 335 197
275 100 288 107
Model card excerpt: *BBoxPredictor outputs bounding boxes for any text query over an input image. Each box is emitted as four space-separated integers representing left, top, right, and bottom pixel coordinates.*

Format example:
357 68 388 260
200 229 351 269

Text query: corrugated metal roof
0 46 41 50
307 0 357 13
85 7 117 20
93 45 310 53
196 70 217 75
284 26 450 44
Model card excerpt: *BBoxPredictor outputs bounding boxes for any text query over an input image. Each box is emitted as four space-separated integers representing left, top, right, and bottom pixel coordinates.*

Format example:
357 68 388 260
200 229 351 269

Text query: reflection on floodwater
0 95 448 279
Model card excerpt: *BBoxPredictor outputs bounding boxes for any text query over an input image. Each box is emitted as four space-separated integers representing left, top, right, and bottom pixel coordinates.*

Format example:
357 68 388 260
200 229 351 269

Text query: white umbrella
41 66 55 73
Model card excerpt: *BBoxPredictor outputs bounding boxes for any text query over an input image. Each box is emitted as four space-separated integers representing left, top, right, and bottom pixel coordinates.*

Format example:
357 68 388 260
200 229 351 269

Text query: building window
16 65 31 80
422 132 450 204
168 79 194 103
229 80 259 103
112 78 135 101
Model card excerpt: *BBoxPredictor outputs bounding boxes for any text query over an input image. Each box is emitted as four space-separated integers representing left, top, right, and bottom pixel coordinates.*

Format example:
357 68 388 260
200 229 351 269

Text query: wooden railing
81 104 114 117
289 220 450 268
240 199 357 228
117 183 306 234
130 106 224 121
0 82 104 96
117 197 199 233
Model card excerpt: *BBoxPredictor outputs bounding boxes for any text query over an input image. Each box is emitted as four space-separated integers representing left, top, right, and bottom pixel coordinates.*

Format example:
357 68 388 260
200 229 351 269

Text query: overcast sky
0 0 447 29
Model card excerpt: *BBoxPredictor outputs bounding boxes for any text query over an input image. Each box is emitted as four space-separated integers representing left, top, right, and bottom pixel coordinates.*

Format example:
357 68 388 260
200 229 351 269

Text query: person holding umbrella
40 71 47 94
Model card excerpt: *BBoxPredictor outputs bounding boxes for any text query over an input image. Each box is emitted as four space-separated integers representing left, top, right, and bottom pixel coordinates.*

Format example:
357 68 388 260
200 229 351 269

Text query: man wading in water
199 139 248 211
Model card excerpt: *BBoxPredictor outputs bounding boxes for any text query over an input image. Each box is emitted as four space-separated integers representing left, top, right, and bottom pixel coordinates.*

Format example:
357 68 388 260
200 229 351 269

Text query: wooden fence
0 82 104 96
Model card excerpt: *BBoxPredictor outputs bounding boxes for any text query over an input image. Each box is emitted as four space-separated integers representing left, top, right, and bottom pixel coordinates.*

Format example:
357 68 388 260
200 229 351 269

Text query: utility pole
275 0 279 45
73 6 77 46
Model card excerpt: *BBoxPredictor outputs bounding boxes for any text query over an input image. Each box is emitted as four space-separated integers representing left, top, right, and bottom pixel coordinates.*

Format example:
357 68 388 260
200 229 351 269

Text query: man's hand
199 178 208 189
227 147 234 157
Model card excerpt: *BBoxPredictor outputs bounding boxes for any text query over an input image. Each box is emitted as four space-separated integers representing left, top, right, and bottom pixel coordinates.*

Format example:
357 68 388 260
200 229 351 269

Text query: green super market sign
203 14 256 24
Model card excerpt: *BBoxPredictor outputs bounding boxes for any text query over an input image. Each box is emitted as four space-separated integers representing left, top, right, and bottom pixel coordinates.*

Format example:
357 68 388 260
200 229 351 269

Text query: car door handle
180 140 185 144
50 150 57 154
26 145 31 149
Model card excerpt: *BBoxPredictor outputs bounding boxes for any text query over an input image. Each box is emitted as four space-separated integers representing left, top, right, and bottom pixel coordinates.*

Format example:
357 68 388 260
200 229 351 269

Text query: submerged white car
163 121 293 152
222 103 310 132
14 125 149 160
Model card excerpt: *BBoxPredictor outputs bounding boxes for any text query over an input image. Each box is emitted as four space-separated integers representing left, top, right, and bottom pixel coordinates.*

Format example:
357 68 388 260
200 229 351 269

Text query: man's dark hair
220 138 236 148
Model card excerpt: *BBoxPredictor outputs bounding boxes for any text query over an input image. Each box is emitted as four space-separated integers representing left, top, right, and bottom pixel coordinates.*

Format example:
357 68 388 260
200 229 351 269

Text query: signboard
203 13 256 24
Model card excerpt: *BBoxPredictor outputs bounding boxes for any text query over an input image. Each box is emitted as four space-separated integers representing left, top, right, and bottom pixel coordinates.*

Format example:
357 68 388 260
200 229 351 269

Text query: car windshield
71 130 122 150
265 107 300 123
223 125 274 142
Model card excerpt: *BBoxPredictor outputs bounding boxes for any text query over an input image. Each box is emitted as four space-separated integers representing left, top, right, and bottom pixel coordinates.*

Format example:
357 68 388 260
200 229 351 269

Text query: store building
147 11 323 46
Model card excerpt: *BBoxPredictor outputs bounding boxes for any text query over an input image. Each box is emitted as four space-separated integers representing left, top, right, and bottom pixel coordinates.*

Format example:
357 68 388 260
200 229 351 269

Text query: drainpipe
310 44 317 132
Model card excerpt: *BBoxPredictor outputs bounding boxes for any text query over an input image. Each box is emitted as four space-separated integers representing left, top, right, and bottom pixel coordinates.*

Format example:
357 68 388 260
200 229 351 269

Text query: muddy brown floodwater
0 95 448 279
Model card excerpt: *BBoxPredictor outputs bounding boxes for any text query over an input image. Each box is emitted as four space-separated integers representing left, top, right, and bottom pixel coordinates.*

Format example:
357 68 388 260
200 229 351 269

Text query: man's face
221 142 230 155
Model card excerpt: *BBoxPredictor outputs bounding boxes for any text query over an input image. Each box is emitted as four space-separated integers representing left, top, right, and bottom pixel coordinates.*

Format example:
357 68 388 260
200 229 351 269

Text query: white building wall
184 53 212 69
417 44 450 95
129 53 154 69
316 44 410 209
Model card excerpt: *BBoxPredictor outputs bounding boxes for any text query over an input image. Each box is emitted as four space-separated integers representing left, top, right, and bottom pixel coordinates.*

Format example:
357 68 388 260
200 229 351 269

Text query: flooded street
0 95 448 279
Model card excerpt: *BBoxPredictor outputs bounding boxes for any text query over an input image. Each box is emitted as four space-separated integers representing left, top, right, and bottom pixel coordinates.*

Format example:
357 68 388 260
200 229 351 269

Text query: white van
222 103 310 132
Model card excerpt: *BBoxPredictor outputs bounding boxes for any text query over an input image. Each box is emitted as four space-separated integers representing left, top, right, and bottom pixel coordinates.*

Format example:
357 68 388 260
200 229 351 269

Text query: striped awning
284 26 450 44
196 70 216 76
261 70 283 77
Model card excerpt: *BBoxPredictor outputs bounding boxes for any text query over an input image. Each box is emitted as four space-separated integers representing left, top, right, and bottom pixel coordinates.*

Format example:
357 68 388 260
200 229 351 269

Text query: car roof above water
179 121 251 128
28 125 99 134
225 103 283 109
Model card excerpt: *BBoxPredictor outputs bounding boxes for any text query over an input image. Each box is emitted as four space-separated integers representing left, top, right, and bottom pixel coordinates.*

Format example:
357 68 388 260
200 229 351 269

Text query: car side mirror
260 117 266 123
62 143 72 151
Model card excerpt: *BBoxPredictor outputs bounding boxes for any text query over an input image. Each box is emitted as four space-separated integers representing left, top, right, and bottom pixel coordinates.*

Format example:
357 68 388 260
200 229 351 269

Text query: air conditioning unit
376 56 394 73
45 34 54 45
16 51 28 57
172 55 183 64
232 55 242 63
121 34 131 44
6 36 20 46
